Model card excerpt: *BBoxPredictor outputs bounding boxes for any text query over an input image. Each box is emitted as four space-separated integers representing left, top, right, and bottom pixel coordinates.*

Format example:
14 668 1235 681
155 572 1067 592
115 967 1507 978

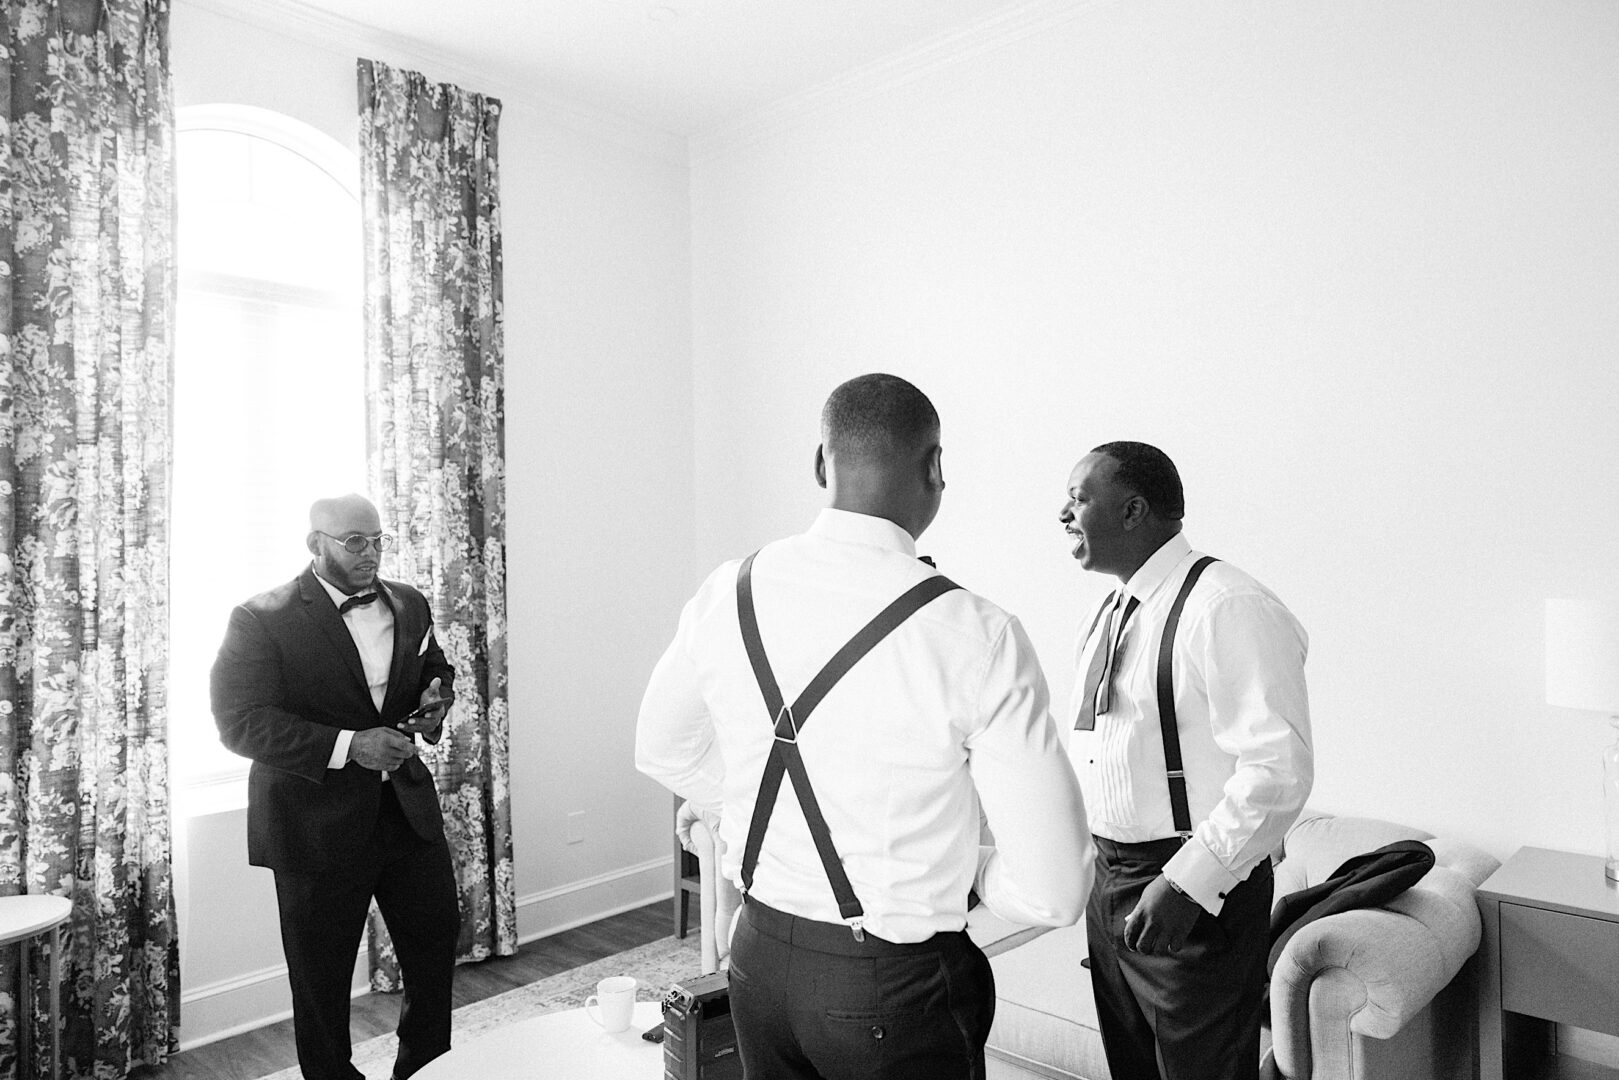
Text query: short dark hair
1091 441 1184 520
822 374 940 461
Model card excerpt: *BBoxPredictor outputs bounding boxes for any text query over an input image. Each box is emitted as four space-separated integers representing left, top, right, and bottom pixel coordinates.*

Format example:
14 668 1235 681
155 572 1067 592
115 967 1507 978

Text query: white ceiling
282 0 1042 136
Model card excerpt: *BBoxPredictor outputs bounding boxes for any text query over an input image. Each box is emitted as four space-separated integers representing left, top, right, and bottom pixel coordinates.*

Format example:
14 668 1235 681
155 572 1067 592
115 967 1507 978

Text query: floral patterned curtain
0 1 177 1078
356 58 513 988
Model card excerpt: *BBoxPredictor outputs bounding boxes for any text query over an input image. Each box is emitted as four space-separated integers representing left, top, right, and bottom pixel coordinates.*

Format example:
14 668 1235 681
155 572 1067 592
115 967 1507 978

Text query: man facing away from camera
212 494 458 1080
1059 442 1312 1080
637 373 1095 1080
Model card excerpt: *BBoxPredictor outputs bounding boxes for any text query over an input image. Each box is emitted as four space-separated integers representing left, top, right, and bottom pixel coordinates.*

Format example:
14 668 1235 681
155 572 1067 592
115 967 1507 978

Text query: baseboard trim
176 856 677 1052
178 945 371 1053
514 855 674 942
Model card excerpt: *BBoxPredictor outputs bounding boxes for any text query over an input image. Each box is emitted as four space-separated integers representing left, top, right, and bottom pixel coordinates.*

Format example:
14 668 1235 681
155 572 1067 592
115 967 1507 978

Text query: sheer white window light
171 105 367 804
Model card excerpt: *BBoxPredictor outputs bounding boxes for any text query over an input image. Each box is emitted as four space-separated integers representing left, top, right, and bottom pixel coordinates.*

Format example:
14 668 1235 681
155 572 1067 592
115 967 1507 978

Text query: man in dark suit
212 493 459 1080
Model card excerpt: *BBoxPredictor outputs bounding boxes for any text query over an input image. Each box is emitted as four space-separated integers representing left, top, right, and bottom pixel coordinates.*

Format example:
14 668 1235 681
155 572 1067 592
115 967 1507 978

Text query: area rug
258 934 704 1080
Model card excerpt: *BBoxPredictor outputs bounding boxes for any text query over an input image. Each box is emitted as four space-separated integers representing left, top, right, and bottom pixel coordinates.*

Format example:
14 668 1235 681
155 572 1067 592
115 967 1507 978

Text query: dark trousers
1086 836 1272 1080
728 899 995 1080
272 782 460 1080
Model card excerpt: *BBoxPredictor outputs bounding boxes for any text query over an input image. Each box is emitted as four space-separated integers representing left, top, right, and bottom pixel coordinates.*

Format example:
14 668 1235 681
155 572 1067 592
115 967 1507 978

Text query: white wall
690 0 1619 872
165 0 1619 1055
170 0 692 1047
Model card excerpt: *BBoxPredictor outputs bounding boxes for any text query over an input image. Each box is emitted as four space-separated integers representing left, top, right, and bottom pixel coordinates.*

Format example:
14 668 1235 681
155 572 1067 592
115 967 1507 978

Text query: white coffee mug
584 975 638 1033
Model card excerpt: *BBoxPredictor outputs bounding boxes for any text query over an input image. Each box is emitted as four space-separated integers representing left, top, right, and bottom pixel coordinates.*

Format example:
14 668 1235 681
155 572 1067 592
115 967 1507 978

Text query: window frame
171 104 365 817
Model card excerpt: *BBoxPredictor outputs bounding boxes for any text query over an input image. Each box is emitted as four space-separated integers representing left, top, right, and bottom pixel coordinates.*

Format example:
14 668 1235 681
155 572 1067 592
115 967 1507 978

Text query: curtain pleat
0 1 178 1077
356 57 514 988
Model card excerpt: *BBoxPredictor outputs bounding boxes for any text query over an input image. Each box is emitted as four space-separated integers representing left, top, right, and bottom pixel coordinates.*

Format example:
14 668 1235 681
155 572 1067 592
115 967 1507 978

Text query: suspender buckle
1166 769 1185 779
1176 831 1193 843
847 917 866 942
773 705 799 744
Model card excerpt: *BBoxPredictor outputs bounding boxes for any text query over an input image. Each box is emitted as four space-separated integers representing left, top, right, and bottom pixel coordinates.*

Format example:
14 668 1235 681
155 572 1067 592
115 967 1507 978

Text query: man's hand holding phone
397 676 454 736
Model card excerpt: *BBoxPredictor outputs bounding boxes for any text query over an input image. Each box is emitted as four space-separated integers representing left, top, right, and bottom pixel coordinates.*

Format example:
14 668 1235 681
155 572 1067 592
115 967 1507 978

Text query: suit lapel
299 566 372 705
377 579 416 717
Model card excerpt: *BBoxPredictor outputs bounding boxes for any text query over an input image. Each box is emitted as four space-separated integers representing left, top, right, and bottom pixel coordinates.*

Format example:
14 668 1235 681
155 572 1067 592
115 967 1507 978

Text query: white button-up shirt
313 569 394 771
637 508 1094 942
1068 533 1312 915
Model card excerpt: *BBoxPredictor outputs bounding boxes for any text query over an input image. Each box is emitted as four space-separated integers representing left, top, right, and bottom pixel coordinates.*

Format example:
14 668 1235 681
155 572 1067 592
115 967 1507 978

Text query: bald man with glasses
212 493 460 1080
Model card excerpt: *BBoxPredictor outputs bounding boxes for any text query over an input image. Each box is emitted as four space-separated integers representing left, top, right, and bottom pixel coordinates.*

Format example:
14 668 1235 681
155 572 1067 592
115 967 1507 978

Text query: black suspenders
1157 555 1219 837
735 551 960 940
1079 554 1219 838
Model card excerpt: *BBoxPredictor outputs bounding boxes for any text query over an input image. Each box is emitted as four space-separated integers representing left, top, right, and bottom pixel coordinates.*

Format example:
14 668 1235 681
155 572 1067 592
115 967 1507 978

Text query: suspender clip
847 917 866 942
1166 769 1185 779
1176 831 1193 843
773 705 799 744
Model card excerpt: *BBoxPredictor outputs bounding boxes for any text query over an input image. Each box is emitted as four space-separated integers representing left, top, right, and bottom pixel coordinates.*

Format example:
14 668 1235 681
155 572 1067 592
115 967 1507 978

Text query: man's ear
1120 494 1150 531
814 445 828 489
925 444 945 492
305 532 321 556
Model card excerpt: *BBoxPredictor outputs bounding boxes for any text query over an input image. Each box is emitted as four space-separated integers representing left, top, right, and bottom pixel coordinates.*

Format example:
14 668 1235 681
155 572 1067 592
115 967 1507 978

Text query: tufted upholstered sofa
684 805 1499 1080
968 808 1501 1080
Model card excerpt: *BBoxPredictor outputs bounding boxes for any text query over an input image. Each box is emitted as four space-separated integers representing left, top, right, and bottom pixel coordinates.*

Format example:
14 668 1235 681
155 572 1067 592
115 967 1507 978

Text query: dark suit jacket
1267 839 1435 976
211 565 456 873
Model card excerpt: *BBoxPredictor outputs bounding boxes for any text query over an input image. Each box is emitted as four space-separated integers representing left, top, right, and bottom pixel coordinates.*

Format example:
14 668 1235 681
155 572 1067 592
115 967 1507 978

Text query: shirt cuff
328 729 354 771
1163 836 1242 916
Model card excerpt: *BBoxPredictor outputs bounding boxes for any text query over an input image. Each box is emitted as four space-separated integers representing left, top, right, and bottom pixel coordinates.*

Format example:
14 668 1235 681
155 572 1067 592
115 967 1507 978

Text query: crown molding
174 0 689 167
689 0 1119 164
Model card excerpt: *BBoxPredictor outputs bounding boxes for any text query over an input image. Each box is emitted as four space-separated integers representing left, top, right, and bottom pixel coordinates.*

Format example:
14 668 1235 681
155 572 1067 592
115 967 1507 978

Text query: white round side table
0 895 72 1080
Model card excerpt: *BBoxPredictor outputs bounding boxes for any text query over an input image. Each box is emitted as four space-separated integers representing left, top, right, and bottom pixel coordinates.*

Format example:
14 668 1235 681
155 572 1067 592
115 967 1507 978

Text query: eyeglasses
317 531 395 554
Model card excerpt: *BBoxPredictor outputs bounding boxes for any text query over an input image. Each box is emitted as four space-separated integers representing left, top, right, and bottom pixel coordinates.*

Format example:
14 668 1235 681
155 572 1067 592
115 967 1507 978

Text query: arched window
171 105 367 801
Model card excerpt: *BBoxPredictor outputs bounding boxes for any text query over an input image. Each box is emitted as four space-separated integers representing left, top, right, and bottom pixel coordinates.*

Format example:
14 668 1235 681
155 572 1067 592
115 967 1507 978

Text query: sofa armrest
1268 868 1483 1080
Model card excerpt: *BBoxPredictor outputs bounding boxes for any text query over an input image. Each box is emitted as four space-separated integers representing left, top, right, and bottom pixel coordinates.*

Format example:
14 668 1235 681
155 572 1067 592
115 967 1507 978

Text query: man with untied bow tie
212 493 458 1080
1059 443 1312 1080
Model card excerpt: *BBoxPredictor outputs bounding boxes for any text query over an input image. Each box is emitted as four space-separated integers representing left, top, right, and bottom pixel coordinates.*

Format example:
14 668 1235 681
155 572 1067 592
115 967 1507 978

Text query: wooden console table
1477 847 1619 1080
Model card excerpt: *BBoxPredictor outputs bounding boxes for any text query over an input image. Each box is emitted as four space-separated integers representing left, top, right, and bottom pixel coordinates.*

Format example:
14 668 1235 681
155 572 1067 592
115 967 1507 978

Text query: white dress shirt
313 568 394 772
1067 533 1312 916
637 508 1094 942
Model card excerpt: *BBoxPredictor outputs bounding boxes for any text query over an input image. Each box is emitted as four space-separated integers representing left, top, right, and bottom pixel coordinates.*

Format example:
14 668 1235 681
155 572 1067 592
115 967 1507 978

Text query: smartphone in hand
405 693 454 721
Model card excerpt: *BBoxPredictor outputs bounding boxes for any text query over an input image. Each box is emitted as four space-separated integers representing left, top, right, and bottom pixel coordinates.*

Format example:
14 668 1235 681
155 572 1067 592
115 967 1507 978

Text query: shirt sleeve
634 596 726 820
967 616 1095 927
1163 592 1313 915
328 728 355 770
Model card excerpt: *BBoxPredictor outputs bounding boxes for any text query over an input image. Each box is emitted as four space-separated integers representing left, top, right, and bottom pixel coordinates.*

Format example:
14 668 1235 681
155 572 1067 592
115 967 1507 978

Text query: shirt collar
311 564 376 609
1122 532 1193 602
807 507 918 558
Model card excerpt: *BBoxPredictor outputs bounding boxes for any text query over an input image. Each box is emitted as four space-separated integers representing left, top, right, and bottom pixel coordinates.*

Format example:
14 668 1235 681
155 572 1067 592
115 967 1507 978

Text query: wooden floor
132 900 672 1080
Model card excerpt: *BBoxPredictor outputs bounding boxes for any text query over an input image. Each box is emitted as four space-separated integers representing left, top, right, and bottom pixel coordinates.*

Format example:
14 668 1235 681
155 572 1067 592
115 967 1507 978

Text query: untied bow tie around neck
338 591 379 614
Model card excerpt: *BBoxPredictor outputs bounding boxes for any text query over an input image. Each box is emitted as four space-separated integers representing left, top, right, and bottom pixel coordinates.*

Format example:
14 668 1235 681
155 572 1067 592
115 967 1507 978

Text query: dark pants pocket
731 906 993 1080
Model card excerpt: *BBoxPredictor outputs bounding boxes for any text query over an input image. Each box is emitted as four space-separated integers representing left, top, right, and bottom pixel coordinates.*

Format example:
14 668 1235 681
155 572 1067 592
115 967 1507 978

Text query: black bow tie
338 591 378 614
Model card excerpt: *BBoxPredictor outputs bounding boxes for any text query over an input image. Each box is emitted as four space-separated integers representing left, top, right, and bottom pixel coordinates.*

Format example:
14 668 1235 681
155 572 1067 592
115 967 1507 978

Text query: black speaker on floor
662 971 743 1080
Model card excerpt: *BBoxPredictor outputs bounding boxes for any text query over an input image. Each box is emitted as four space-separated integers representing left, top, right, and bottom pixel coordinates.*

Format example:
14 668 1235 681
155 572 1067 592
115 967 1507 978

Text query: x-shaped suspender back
735 551 961 940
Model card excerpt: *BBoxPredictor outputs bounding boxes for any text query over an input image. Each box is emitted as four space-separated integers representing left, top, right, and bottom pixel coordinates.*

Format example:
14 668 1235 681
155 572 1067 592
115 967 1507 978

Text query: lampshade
1545 599 1619 713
